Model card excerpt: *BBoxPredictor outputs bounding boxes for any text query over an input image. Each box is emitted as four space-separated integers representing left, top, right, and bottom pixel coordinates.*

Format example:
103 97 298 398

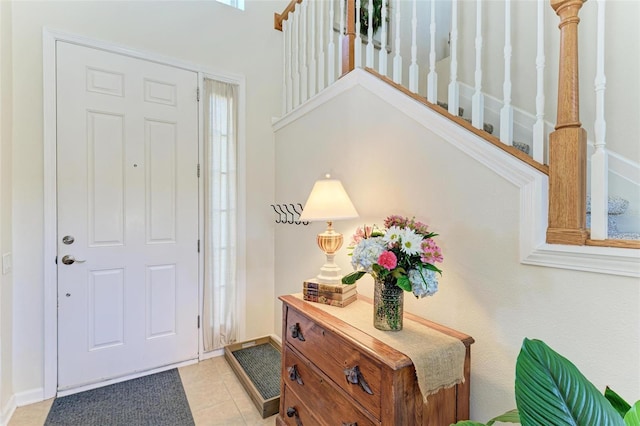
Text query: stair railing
274 0 630 247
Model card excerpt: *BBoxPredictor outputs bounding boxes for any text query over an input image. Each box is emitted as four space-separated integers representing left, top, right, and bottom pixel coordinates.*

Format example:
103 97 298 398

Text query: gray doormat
44 369 194 426
231 343 281 400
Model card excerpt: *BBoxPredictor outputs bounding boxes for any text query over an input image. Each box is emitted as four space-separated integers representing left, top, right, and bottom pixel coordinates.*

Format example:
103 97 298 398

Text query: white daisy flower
382 226 402 246
398 228 423 255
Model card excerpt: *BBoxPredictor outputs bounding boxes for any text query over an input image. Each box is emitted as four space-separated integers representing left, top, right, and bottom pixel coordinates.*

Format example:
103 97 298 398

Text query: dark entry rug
44 369 194 426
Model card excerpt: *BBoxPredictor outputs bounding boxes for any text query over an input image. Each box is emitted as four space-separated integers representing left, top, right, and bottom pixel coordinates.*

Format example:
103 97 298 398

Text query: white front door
56 41 199 391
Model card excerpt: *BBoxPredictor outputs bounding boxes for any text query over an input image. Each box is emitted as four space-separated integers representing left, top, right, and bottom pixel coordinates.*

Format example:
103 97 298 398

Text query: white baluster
318 0 326 91
339 0 346 74
471 0 484 129
426 0 437 103
284 19 292 114
499 0 513 145
532 0 546 163
309 0 317 98
378 0 388 75
292 6 300 108
591 0 608 240
448 0 459 116
300 1 309 103
409 0 419 92
366 0 374 67
392 0 402 83
328 0 336 85
355 0 362 67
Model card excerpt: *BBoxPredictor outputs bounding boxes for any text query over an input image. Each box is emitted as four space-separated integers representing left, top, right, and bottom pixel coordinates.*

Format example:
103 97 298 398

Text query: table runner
293 293 466 401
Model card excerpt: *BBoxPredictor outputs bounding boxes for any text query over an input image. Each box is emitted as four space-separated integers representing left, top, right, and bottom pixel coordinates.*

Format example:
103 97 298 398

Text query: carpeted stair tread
586 195 629 215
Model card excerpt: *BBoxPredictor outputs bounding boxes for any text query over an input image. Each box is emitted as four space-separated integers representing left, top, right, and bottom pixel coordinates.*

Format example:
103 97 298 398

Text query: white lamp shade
299 178 359 221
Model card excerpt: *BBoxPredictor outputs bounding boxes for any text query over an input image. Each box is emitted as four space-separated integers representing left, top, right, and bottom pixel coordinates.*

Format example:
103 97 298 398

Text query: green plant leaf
341 271 365 285
486 409 520 425
452 421 488 426
396 275 412 292
606 386 632 418
624 401 640 426
515 338 624 426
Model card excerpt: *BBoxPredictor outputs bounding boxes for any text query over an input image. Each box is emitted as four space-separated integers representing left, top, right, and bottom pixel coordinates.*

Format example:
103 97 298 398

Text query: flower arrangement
342 215 444 298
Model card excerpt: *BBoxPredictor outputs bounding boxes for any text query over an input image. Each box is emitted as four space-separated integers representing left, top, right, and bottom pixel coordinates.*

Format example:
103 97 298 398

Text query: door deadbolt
62 235 75 245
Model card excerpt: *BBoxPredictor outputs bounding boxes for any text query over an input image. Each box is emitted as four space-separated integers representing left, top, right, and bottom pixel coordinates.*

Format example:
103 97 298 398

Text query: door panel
56 41 199 391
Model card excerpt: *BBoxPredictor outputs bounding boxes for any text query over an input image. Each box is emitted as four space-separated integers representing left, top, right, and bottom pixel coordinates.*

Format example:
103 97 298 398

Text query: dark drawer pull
289 323 305 341
286 406 303 426
342 423 357 426
288 364 304 385
344 365 373 395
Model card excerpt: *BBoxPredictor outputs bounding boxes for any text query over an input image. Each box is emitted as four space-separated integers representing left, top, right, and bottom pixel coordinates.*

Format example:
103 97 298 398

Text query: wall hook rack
271 203 308 225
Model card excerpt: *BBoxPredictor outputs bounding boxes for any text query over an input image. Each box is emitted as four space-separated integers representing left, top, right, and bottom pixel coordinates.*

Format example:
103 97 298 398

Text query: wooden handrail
274 0 303 31
546 0 588 245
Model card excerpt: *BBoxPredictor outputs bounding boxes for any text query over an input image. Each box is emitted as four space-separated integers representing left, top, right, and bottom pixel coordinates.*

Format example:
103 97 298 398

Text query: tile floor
8 356 277 426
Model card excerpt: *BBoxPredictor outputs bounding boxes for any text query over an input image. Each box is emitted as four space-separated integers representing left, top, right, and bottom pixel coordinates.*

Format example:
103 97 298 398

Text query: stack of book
302 279 357 307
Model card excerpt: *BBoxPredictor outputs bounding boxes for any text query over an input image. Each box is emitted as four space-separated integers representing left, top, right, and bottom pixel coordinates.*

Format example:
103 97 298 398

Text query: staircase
274 0 640 249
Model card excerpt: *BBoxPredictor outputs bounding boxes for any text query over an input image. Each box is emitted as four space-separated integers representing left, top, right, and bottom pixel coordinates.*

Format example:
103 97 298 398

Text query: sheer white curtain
203 78 238 351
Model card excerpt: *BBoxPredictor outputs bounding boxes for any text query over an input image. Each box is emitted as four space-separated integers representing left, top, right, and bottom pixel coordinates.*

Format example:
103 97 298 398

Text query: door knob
61 255 86 265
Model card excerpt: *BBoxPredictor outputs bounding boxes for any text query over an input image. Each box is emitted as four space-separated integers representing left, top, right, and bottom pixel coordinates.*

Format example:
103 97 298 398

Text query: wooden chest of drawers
276 295 474 426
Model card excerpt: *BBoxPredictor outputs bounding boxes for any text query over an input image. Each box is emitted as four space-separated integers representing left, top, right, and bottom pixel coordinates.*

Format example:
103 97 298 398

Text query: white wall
10 0 287 398
0 0 14 420
273 83 640 422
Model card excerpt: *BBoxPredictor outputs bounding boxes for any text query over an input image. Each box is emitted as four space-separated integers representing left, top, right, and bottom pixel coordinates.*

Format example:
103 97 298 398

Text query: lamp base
315 253 342 285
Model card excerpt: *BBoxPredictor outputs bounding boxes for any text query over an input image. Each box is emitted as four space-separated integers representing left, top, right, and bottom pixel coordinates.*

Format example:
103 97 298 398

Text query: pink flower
420 239 443 264
377 251 398 270
351 225 375 246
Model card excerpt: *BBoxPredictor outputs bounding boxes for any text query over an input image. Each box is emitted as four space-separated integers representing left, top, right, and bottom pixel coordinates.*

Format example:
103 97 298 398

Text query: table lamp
299 174 359 285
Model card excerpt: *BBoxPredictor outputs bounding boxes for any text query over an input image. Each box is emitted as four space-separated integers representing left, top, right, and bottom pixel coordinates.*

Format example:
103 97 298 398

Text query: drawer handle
289 323 305 341
344 365 374 395
287 364 304 385
342 423 358 426
286 406 303 426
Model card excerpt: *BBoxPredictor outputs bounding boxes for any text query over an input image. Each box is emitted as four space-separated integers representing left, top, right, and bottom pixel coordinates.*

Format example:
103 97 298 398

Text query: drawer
283 348 378 426
280 385 321 426
285 307 382 418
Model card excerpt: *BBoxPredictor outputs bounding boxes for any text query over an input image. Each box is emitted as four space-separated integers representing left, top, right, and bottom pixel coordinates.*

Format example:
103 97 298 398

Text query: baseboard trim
0 394 16 426
14 388 44 408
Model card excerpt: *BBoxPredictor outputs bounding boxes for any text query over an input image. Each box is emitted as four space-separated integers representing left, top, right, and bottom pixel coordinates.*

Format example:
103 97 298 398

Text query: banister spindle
532 0 546 163
378 0 388 75
409 0 419 92
448 0 460 116
318 0 326 91
426 0 437 103
328 0 336 85
546 0 588 245
500 0 514 145
292 6 300 109
309 0 317 98
339 0 346 73
471 0 484 129
300 1 309 103
283 19 292 114
590 0 608 240
392 0 402 83
366 0 374 67
355 0 362 68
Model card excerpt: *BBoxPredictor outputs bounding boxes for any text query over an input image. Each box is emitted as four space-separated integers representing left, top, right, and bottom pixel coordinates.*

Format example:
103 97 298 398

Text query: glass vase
373 276 404 331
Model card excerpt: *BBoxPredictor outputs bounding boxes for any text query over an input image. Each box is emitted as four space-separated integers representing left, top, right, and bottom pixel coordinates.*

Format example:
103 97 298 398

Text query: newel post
546 0 589 245
342 0 356 75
